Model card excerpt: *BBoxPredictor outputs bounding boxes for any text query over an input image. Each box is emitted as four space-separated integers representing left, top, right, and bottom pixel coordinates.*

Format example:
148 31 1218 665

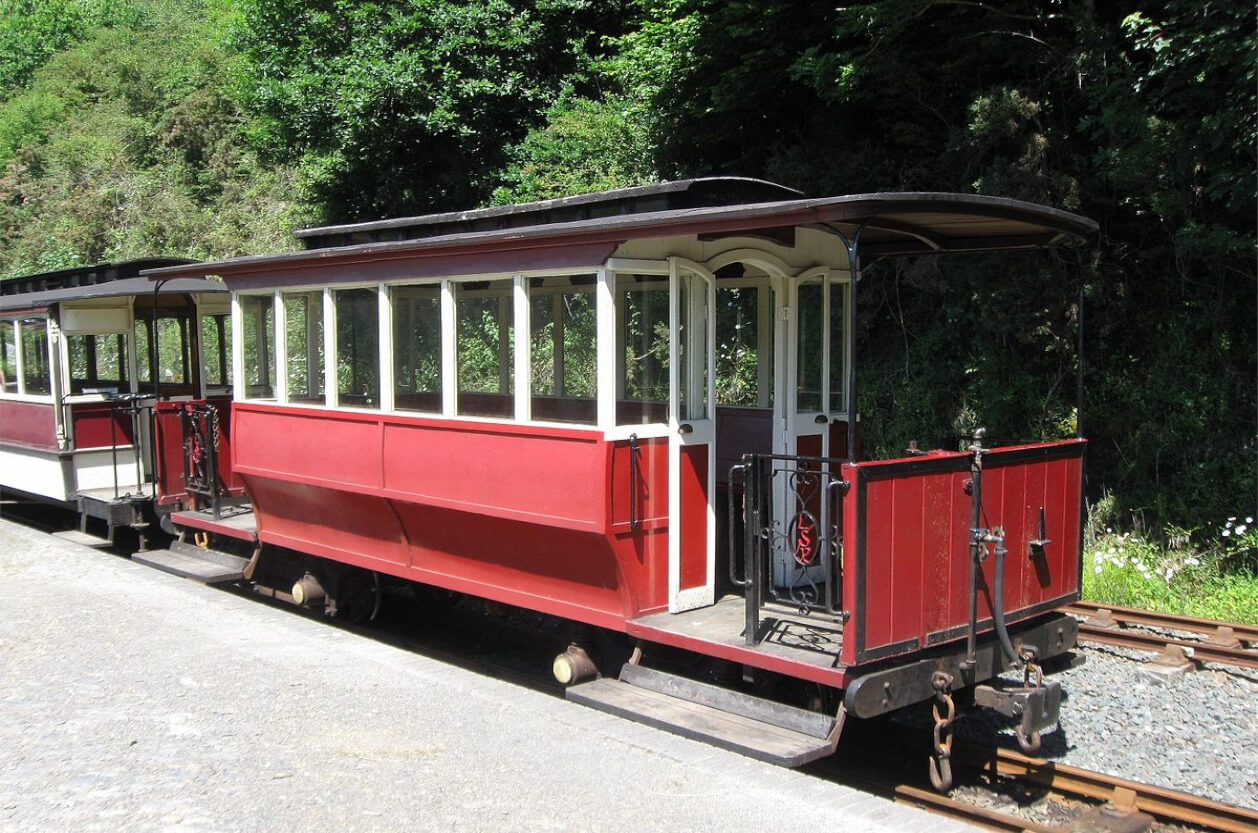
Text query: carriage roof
0 258 221 313
142 180 1097 288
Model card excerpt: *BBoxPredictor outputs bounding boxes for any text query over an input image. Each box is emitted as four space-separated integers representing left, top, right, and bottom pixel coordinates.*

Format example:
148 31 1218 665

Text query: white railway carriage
0 259 228 544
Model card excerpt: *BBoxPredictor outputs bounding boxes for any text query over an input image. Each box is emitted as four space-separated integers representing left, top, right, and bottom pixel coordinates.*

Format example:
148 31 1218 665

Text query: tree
231 0 634 221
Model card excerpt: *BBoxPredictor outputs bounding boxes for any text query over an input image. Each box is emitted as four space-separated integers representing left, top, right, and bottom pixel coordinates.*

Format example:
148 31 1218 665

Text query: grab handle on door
814 414 829 424
678 423 694 435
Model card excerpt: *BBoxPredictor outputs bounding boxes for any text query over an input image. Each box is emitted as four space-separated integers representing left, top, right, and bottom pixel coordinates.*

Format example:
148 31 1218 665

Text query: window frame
0 314 55 402
226 263 685 438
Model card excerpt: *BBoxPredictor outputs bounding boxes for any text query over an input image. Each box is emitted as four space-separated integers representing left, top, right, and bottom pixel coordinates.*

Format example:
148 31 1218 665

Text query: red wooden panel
828 419 859 460
795 433 822 458
380 420 604 529
247 475 409 567
678 443 708 590
235 406 384 490
715 406 772 486
152 405 185 502
860 477 896 651
608 436 668 531
153 398 243 506
888 474 926 646
844 440 1085 665
394 500 627 615
0 400 57 449
69 402 136 449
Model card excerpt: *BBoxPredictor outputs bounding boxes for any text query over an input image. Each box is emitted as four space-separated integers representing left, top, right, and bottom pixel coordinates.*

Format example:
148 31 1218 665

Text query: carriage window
716 285 767 407
392 284 441 413
529 276 596 424
241 294 276 399
334 288 379 409
20 318 51 395
796 279 823 412
201 313 232 388
67 333 128 394
0 320 16 393
616 274 670 425
134 316 190 386
157 318 189 383
284 292 324 402
456 279 513 419
677 268 709 421
829 281 846 413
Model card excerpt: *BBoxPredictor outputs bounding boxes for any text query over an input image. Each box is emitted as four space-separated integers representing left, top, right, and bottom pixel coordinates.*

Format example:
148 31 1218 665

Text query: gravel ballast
950 641 1258 811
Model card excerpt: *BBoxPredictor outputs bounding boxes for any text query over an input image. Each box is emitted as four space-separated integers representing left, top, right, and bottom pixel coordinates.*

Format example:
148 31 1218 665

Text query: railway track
1065 601 1258 670
895 749 1258 833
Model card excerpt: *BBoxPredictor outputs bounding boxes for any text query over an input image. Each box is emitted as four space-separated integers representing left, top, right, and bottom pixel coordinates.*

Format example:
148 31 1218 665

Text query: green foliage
231 0 635 220
0 0 140 94
492 95 658 204
1084 518 1258 624
0 0 311 277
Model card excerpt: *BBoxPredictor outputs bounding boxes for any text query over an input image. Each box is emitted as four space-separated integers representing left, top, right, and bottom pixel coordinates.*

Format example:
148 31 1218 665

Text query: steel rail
1065 603 1258 670
893 784 1058 832
1066 601 1258 642
1075 624 1258 669
956 742 1258 833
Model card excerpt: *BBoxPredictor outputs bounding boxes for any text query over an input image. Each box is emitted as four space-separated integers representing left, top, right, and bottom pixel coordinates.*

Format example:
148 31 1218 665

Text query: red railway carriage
0 259 233 545
139 179 1093 784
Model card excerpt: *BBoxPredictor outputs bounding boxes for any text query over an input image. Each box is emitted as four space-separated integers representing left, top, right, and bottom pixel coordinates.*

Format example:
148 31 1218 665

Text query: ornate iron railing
180 402 225 518
729 453 848 647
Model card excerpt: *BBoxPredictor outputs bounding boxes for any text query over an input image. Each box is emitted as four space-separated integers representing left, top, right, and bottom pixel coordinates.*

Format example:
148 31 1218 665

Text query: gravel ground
947 641 1258 811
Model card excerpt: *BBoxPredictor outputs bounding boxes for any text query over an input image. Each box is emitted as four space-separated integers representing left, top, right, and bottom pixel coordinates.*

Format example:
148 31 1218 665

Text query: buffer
566 663 844 767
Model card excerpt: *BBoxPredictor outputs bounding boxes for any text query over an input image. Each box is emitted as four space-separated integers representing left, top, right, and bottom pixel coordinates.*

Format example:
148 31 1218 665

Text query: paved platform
0 516 980 833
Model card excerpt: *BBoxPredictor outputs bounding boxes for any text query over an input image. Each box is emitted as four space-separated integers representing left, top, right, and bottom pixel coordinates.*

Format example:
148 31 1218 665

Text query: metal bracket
1028 506 1053 558
974 679 1062 741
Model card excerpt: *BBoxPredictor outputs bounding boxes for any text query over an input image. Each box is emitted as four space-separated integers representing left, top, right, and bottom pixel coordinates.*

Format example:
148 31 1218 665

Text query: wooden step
131 539 249 584
566 664 840 767
52 528 112 548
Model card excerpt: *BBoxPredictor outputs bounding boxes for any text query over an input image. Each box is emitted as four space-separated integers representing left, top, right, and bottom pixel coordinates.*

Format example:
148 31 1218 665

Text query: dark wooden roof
0 259 223 312
295 178 804 250
145 183 1098 291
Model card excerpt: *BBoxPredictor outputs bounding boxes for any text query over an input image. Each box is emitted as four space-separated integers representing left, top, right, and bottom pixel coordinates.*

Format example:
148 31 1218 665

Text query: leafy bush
1084 516 1258 624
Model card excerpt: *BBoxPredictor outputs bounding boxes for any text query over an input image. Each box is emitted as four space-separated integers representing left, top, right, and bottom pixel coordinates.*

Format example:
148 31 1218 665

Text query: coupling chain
929 671 955 791
1017 645 1044 755
1021 645 1043 689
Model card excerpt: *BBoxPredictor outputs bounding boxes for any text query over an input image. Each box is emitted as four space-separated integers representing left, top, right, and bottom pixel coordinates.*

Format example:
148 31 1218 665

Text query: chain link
929 671 955 790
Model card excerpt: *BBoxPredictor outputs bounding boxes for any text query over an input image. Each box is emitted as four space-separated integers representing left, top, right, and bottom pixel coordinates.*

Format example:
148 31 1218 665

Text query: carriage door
668 261 717 612
773 271 839 586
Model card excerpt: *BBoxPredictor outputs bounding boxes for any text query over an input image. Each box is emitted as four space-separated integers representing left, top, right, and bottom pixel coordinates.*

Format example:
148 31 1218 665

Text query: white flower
1185 557 1200 566
1247 517 1254 524
1106 527 1113 533
1108 546 1117 555
1094 565 1103 574
1223 529 1232 538
1229 517 1237 522
1237 524 1248 535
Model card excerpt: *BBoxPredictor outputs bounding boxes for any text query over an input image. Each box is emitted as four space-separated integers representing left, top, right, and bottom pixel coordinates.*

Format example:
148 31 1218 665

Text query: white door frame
667 257 717 612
